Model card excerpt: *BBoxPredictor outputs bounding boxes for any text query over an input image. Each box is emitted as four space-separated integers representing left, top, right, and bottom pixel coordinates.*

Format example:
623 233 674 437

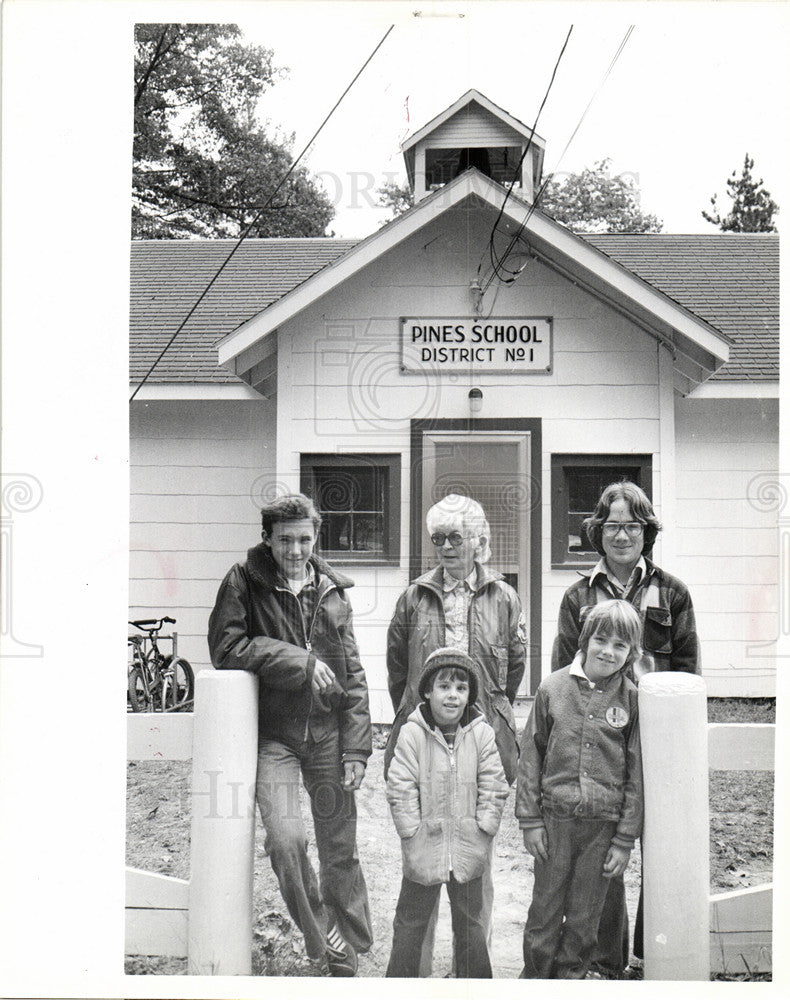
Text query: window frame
300 453 401 565
550 454 653 570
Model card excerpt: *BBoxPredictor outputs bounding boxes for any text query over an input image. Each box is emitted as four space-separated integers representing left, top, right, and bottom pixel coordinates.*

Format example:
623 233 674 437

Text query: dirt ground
126 699 774 978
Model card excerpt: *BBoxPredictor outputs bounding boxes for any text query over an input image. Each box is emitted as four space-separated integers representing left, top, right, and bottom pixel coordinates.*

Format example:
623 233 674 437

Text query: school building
130 89 780 714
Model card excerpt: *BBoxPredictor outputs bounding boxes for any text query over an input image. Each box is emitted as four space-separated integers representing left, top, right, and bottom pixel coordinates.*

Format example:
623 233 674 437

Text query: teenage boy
208 494 373 976
386 647 509 978
516 599 644 980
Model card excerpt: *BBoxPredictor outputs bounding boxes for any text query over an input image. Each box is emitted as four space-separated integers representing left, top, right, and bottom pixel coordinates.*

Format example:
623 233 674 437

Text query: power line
478 25 573 286
130 24 395 402
481 25 635 295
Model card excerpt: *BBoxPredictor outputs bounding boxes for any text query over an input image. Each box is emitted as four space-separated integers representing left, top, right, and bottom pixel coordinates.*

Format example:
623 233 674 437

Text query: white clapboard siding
710 885 772 975
427 104 522 147
126 868 189 959
674 556 777 587
676 526 777 558
131 493 261 524
131 465 270 497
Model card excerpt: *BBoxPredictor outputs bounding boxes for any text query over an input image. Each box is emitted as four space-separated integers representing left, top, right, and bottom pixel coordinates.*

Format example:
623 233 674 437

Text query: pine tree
702 155 778 232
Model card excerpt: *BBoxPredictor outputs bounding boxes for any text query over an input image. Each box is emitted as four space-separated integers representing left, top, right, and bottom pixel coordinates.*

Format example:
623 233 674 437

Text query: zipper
447 741 456 875
275 581 338 740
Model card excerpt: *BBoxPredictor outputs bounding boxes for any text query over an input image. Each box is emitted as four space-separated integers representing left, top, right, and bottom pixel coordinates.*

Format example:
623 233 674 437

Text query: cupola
401 89 546 204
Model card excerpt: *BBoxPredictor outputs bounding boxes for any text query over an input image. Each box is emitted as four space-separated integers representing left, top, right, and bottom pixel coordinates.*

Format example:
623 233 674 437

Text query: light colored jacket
385 563 527 783
386 704 509 885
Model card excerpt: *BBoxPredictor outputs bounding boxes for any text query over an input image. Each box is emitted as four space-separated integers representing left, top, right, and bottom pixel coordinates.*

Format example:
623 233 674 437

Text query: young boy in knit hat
385 647 509 978
515 599 644 980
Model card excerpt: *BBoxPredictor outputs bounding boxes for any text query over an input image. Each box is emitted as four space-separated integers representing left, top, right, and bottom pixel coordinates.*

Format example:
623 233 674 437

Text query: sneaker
325 925 358 977
623 958 644 980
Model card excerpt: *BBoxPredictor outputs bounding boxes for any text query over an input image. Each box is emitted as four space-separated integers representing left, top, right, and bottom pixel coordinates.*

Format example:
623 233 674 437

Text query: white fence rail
126 671 774 978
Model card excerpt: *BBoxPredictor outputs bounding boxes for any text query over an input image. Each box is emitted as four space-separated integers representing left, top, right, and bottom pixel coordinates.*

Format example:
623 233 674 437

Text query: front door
419 429 532 694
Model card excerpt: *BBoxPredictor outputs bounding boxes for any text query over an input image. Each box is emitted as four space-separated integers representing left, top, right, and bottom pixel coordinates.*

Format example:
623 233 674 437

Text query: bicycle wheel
161 656 195 711
128 665 154 713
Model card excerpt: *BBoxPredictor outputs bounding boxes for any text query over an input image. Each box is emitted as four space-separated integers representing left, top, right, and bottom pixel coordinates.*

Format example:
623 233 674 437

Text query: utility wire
481 25 635 295
478 25 573 285
130 24 395 402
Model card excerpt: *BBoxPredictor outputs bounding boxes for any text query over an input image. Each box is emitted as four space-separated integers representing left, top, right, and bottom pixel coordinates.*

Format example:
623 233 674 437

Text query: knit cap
418 647 479 705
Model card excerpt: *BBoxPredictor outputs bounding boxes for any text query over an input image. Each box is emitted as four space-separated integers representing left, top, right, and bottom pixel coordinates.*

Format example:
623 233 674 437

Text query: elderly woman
552 480 699 979
386 493 526 976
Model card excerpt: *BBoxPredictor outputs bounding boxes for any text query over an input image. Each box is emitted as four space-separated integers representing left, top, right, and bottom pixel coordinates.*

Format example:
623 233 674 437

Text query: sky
0 3 788 997
232 2 790 238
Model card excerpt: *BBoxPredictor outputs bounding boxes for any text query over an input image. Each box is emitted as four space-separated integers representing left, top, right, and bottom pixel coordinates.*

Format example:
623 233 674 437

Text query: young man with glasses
551 480 699 980
385 493 526 975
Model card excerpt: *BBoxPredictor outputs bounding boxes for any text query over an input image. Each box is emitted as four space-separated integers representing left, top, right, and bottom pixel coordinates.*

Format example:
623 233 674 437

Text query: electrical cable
478 25 573 285
481 25 635 296
130 24 395 402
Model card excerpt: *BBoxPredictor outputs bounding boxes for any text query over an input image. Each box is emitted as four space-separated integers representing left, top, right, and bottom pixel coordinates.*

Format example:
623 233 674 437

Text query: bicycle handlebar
129 616 176 632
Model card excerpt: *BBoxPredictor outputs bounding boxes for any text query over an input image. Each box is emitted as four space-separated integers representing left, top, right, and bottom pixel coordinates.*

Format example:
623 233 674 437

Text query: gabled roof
583 234 779 381
129 202 779 390
130 238 354 383
401 88 546 153
215 170 732 394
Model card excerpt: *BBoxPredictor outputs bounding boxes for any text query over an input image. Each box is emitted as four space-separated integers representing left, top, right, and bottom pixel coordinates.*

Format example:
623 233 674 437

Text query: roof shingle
130 232 779 385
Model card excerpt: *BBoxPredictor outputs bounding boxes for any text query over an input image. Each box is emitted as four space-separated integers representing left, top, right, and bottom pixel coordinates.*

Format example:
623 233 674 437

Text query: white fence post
188 670 258 975
639 671 709 980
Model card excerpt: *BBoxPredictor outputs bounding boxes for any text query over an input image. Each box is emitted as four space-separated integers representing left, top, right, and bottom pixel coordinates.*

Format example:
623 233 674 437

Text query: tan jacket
385 563 526 783
386 704 509 885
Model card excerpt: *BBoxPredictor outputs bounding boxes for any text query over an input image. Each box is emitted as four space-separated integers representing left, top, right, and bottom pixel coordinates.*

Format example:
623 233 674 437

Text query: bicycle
127 616 195 713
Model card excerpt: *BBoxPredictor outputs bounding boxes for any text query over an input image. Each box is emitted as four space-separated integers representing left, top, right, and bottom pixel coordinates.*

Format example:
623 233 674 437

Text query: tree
133 24 334 238
375 159 661 233
702 154 778 232
377 180 414 222
538 159 662 234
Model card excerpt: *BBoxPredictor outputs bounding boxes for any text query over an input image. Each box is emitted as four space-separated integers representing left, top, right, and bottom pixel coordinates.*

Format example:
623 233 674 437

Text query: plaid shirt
552 557 699 675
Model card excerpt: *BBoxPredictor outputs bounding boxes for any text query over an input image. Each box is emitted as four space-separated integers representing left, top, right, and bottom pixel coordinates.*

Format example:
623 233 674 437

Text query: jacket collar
412 561 504 597
576 555 658 584
245 542 355 593
411 701 482 733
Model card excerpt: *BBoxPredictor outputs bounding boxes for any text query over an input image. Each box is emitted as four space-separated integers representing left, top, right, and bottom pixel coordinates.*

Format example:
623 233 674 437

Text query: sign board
401 317 552 374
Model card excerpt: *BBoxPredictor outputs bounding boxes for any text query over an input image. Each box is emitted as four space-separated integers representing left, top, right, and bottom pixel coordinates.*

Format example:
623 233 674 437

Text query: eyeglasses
602 522 644 537
430 531 468 548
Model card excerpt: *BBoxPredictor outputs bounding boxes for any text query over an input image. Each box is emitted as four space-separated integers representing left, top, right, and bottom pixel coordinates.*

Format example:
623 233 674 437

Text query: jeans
592 847 643 972
255 731 373 960
418 846 494 976
386 874 492 978
522 816 616 979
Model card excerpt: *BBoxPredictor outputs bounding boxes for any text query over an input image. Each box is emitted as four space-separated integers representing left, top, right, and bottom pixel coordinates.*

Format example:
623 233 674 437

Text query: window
551 455 652 568
425 146 524 188
301 454 401 563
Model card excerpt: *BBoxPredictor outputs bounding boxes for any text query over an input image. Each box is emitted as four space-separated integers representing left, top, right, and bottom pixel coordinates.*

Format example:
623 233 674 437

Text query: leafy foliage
133 24 334 239
538 159 662 234
375 159 661 234
376 180 414 222
702 154 778 232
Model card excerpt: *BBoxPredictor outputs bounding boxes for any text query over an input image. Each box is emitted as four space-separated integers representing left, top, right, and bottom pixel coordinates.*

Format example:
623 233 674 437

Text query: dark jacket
515 657 643 850
207 543 371 760
552 558 699 676
385 563 526 783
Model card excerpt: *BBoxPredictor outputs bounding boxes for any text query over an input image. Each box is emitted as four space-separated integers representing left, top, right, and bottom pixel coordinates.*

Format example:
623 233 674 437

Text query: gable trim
217 171 730 384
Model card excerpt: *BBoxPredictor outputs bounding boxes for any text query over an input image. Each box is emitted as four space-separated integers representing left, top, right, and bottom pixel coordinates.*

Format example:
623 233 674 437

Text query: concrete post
639 671 709 980
188 670 258 975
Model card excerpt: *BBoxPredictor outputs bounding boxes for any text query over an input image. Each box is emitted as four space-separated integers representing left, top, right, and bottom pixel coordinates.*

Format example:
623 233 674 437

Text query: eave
217 170 730 393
